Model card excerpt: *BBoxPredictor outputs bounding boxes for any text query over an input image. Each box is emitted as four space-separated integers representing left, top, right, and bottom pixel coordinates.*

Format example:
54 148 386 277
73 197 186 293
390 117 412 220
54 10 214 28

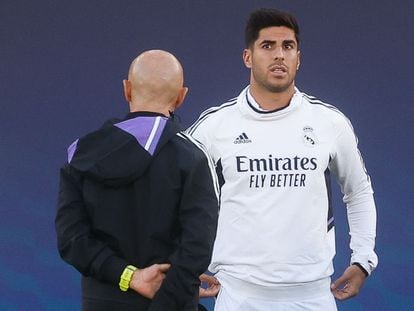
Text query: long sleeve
329 116 378 275
149 144 219 310
55 165 127 284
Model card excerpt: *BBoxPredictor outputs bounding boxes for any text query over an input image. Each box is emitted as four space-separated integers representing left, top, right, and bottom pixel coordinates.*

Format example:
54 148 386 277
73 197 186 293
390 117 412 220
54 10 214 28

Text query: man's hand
199 273 220 298
331 265 367 300
129 263 171 299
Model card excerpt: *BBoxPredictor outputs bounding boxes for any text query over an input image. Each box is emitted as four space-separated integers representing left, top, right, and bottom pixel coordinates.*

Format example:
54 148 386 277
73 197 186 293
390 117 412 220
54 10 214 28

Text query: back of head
127 50 185 111
245 8 300 48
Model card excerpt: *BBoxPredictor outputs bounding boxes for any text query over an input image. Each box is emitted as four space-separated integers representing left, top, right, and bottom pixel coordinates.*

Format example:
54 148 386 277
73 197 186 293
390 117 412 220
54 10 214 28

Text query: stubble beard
264 81 293 93
252 70 295 94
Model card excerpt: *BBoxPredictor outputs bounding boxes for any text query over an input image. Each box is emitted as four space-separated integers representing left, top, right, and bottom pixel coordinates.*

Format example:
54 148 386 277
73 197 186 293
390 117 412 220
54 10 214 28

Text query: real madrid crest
303 126 317 147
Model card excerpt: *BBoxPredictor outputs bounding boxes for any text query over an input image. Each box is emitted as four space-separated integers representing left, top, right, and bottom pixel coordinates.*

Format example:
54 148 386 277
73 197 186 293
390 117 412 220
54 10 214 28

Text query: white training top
187 86 377 287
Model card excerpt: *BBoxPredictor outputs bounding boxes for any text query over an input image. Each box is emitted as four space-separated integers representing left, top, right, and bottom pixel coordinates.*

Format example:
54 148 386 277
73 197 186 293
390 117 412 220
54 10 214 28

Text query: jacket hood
66 114 180 187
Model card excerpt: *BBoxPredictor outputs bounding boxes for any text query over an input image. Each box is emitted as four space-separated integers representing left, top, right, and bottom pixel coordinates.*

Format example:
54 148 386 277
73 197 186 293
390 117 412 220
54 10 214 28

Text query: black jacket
56 112 219 310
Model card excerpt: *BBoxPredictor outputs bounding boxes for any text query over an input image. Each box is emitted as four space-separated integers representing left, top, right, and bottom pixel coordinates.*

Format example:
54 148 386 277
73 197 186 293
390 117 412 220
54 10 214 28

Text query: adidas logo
234 132 252 144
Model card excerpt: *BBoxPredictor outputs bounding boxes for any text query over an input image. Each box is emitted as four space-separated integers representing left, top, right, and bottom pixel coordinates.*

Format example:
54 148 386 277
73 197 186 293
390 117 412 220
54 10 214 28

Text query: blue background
1 0 413 310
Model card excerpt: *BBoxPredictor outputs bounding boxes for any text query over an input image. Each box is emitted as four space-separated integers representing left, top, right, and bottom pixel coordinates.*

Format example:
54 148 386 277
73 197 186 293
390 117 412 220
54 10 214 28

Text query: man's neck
249 84 295 111
129 101 172 116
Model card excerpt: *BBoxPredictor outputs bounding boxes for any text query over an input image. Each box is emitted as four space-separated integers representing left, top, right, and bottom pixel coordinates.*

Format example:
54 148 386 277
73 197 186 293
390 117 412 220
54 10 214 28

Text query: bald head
123 50 188 114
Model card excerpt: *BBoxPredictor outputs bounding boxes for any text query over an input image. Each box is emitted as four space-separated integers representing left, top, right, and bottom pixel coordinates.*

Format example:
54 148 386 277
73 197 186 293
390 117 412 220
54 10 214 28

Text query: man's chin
266 82 294 93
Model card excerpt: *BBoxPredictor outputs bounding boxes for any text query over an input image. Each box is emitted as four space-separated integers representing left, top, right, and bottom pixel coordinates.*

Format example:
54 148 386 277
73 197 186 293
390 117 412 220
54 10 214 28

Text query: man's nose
273 46 284 60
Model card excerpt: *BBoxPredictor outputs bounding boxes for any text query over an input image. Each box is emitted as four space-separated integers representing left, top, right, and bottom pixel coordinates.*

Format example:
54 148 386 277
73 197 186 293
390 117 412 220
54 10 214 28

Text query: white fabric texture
187 86 377 288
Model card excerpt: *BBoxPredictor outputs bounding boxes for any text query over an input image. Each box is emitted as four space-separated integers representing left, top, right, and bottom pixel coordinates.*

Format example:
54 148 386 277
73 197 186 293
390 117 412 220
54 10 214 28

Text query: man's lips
270 64 288 73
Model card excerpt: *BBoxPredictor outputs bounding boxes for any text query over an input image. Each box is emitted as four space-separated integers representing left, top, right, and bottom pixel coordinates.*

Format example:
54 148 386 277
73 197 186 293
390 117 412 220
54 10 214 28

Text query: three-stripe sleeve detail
303 93 371 183
186 99 237 136
177 132 220 201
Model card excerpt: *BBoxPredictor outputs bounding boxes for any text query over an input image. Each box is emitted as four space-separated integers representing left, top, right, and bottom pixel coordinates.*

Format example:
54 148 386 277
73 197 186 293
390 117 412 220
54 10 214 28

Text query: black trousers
83 298 147 311
82 277 201 311
83 299 207 311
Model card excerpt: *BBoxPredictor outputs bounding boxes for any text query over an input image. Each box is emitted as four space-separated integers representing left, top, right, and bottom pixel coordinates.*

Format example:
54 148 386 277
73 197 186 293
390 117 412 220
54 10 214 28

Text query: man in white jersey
187 8 378 311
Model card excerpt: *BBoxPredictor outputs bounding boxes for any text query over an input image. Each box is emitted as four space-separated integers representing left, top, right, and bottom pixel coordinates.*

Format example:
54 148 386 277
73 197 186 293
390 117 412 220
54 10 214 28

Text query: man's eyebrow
258 39 297 46
283 39 297 45
258 39 276 45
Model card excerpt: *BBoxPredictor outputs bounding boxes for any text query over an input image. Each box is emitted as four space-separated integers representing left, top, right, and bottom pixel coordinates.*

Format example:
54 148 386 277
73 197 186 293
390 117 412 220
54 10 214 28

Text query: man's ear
243 49 252 69
123 79 132 102
174 86 189 110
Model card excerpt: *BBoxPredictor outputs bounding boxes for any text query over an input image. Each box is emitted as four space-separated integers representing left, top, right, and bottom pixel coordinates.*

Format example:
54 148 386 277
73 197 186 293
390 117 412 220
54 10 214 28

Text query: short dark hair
245 8 300 48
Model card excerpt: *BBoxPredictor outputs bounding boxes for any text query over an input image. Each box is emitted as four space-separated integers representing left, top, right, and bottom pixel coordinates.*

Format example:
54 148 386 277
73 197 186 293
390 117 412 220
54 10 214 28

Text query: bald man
56 50 220 311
